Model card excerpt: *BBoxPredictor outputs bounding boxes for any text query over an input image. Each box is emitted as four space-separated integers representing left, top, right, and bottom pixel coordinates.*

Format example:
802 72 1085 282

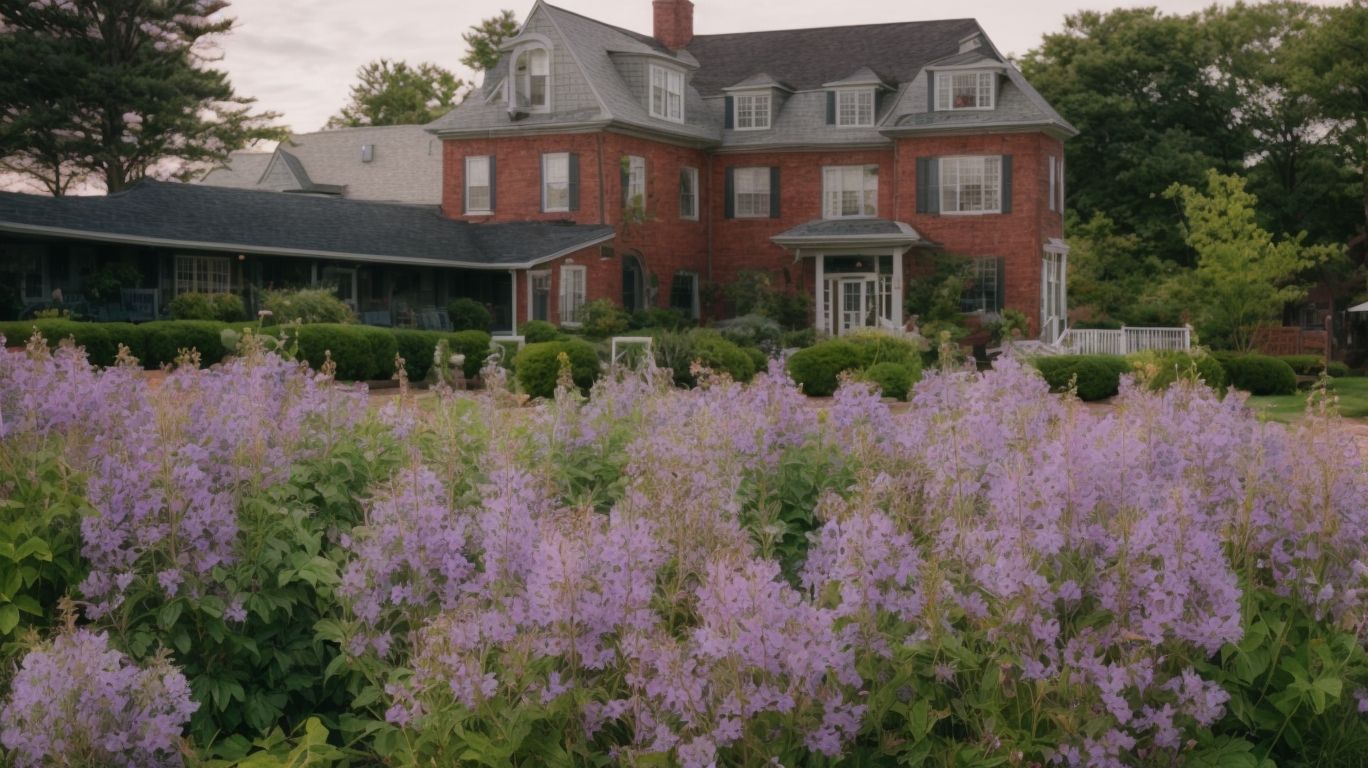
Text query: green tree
326 59 466 128
461 10 519 73
1166 170 1341 351
0 0 284 195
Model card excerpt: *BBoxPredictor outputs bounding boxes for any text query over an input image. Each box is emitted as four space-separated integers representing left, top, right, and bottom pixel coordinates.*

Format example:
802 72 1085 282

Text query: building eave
880 121 1078 140
431 120 613 140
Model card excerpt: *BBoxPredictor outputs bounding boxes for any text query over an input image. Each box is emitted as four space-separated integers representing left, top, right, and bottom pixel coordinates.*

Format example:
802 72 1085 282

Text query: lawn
1245 375 1368 422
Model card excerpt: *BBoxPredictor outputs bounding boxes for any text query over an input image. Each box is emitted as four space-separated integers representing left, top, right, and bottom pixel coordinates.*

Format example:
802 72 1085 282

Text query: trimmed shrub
579 299 630 338
862 362 915 401
714 314 784 352
743 346 769 376
781 328 817 350
99 322 148 364
629 307 689 331
0 320 117 365
1328 361 1352 378
846 331 924 370
521 320 560 344
138 320 232 368
787 340 864 397
392 330 492 380
1033 355 1130 401
168 292 246 322
447 298 492 332
261 288 354 325
1278 355 1348 378
1217 354 1297 396
514 340 601 398
1128 351 1228 394
692 331 756 383
290 324 397 381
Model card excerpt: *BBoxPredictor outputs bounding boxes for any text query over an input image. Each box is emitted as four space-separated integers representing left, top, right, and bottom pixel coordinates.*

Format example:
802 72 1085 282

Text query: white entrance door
837 276 877 335
1040 253 1066 342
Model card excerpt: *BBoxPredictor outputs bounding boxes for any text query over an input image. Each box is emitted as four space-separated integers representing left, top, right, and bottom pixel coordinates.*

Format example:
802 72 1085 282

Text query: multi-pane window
960 257 1001 313
542 153 570 212
624 155 646 211
836 88 875 127
175 255 230 294
530 271 550 322
822 165 878 218
465 156 491 214
935 71 995 110
734 92 770 130
559 265 586 324
513 48 549 110
669 271 699 318
679 166 698 219
733 167 771 218
650 65 685 122
939 156 1002 213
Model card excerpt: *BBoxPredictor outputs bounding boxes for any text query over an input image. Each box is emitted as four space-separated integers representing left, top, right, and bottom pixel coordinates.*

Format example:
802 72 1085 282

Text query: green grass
1245 376 1368 423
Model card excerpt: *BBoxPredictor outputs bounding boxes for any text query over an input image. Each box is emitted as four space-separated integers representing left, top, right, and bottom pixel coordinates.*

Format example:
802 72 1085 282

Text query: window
512 48 549 111
940 156 1002 214
836 88 875 127
960 257 1002 313
669 271 700 318
650 65 685 122
1048 155 1056 212
733 167 771 218
822 165 878 218
934 71 995 111
679 166 698 219
734 92 770 130
530 271 551 322
624 155 646 211
465 156 491 214
1057 157 1065 212
175 255 230 295
542 153 570 212
559 265 586 325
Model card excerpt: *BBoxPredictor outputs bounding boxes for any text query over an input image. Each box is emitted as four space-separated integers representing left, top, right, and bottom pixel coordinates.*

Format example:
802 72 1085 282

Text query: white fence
1059 325 1191 355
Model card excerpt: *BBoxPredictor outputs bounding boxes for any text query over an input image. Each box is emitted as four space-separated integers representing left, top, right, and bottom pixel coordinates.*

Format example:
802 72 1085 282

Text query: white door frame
811 248 905 335
1040 244 1069 342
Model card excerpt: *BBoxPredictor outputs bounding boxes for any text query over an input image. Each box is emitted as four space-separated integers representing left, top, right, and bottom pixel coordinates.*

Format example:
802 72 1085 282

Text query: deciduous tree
461 10 519 73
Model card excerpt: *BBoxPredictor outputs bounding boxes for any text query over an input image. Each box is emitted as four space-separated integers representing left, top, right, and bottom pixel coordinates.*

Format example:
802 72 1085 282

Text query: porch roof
770 218 927 249
0 181 615 270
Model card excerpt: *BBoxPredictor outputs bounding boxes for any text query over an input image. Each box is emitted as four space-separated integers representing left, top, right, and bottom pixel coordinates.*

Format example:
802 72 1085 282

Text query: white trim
508 44 551 114
934 71 996 112
938 155 1002 215
732 91 771 131
835 88 876 127
648 64 686 123
679 166 699 220
732 166 771 218
821 165 879 219
464 155 492 215
558 264 586 325
541 152 570 213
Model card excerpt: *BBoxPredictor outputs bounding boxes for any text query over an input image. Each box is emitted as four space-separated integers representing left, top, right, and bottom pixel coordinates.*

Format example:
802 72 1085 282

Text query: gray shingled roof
0 181 614 269
770 218 923 245
199 151 272 188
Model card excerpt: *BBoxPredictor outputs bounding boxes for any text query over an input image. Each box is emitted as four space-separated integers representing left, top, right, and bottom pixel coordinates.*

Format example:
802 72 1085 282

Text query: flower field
1 333 1366 767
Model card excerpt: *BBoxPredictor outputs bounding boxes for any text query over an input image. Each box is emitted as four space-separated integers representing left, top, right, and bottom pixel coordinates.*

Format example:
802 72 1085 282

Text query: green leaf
12 594 42 616
0 604 19 635
158 600 184 630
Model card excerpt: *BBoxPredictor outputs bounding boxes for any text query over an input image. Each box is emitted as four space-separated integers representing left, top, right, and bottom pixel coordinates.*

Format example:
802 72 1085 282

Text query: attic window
835 88 875 127
649 65 685 123
935 71 995 111
734 92 770 130
512 47 549 111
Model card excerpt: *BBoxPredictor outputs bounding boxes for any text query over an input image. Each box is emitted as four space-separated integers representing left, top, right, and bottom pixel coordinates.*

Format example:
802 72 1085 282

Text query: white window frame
175 254 231 295
679 166 699 220
465 155 492 215
934 71 996 111
939 155 1002 215
542 152 570 213
649 65 685 123
960 257 1001 313
822 165 878 219
624 155 646 212
510 46 550 112
733 167 771 218
835 88 875 127
529 270 551 322
670 271 700 319
733 91 771 130
558 264 586 325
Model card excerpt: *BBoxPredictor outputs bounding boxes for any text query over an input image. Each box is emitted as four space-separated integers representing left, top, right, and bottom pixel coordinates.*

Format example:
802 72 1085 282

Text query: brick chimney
653 0 694 50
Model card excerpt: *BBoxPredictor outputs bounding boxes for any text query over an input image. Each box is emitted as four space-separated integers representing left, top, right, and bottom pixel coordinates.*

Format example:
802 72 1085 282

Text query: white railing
1060 325 1191 355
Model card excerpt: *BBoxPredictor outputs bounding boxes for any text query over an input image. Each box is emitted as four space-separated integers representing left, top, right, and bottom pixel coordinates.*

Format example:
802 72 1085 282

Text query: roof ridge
539 2 664 49
690 17 978 40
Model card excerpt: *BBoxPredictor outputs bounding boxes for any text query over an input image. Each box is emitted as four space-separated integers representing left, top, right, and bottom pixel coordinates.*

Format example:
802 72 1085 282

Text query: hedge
514 340 601 398
787 340 864 397
1215 354 1297 396
392 329 493 380
1032 355 1130 401
168 292 247 322
0 320 120 366
1127 351 1228 394
862 362 915 401
1278 355 1350 378
139 320 233 368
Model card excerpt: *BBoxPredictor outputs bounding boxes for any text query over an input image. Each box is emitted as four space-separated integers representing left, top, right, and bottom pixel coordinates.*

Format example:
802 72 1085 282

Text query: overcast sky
212 0 1341 137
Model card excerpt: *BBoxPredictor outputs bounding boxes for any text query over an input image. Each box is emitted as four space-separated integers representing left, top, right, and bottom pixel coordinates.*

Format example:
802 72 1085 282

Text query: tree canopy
0 0 284 194
325 60 465 129
461 10 519 73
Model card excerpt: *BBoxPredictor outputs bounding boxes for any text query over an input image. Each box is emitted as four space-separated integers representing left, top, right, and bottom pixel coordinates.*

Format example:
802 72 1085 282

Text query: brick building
431 0 1076 338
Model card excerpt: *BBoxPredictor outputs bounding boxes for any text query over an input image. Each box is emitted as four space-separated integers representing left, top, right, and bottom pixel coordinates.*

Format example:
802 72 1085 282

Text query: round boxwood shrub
862 362 915 401
690 331 756 383
292 323 397 381
260 288 354 325
390 329 489 380
1218 354 1297 396
847 331 924 371
743 346 769 377
139 320 232 368
579 299 630 338
447 298 492 332
713 314 783 352
1128 351 1228 394
514 340 601 398
1033 355 1130 401
521 320 560 344
168 292 246 322
787 340 864 397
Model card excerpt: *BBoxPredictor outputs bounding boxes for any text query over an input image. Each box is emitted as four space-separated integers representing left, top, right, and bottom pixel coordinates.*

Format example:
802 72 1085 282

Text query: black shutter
768 166 780 218
724 167 735 219
825 91 835 124
874 89 883 121
927 70 936 111
724 96 734 129
1000 155 1013 213
994 257 1006 313
621 157 630 208
915 157 939 214
538 155 546 213
488 156 497 211
568 153 580 211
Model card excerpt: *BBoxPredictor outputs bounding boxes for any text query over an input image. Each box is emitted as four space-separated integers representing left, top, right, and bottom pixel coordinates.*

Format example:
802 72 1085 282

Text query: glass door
836 276 879 335
321 266 358 310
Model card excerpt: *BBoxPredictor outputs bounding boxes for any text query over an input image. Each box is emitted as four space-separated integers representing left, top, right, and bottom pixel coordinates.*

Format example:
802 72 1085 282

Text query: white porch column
813 251 824 333
891 248 904 330
508 269 518 335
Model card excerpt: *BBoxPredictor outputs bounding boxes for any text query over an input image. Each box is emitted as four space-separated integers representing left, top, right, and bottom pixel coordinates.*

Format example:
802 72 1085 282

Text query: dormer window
650 65 685 122
733 92 770 130
835 88 875 127
934 71 995 111
512 47 549 111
